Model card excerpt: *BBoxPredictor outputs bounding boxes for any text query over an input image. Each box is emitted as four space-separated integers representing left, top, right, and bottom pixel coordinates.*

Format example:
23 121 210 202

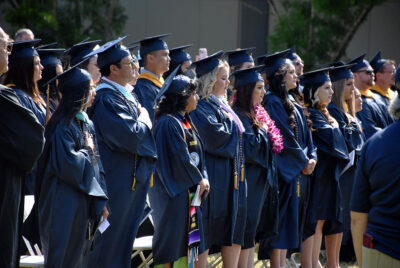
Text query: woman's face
212 66 230 97
33 56 43 83
239 61 255 70
317 81 334 106
354 88 363 113
130 61 140 86
344 78 355 101
252 81 266 106
185 90 200 113
87 55 101 84
283 63 297 90
86 80 96 109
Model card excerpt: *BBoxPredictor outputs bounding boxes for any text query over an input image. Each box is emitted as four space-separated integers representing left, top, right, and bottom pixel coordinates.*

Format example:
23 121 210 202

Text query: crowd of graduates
0 26 399 268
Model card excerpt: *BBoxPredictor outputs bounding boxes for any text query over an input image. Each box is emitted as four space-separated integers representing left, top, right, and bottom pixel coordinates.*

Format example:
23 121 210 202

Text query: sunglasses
357 69 374 75
294 60 304 66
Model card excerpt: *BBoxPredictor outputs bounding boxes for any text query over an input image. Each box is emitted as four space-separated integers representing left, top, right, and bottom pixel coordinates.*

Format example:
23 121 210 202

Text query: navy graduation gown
88 85 157 268
236 111 277 249
149 113 206 264
372 91 394 124
0 85 44 268
356 95 389 140
307 107 349 228
134 77 161 121
37 119 108 268
190 98 246 250
328 104 364 234
260 93 316 254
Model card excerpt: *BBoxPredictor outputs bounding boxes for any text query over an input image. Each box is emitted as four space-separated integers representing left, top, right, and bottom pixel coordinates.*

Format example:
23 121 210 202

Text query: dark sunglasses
357 69 374 75
294 60 304 66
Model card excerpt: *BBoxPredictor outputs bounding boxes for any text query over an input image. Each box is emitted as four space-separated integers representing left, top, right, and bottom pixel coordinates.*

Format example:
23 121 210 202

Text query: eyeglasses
357 69 374 75
121 59 136 68
294 60 304 66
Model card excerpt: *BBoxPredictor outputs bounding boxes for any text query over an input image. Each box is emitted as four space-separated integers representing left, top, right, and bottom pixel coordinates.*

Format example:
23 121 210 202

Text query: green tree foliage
1 0 127 47
268 0 387 69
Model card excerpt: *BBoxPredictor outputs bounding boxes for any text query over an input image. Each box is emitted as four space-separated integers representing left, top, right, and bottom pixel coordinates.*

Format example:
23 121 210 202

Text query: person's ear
110 64 119 75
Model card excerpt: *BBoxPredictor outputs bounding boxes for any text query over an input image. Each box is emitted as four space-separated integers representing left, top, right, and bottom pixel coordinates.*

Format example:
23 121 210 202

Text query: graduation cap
230 65 264 88
10 39 41 59
190 51 224 78
300 67 331 104
85 36 130 69
257 49 291 78
169 44 192 65
154 65 181 105
127 44 139 62
135 34 170 57
37 48 65 67
224 47 255 67
65 40 101 66
42 58 92 93
36 42 58 49
347 53 370 72
286 46 298 61
370 51 388 73
328 61 356 82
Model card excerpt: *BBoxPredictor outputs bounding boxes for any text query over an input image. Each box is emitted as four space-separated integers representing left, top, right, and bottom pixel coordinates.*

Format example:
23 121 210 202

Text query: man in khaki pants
350 65 400 268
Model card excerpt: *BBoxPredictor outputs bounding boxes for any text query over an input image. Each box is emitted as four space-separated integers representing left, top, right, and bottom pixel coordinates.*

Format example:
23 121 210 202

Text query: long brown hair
232 82 262 129
4 56 45 107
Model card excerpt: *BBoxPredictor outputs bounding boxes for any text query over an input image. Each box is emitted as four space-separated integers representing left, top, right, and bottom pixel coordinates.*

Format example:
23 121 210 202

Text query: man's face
0 29 11 75
150 49 170 74
354 66 375 89
117 56 135 84
377 63 396 87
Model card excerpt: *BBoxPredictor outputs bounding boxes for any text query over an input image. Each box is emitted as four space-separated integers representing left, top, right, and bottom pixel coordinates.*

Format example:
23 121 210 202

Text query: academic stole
167 114 202 267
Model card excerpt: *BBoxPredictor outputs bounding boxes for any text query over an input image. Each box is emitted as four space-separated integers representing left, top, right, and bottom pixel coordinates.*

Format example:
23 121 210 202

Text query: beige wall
121 0 241 59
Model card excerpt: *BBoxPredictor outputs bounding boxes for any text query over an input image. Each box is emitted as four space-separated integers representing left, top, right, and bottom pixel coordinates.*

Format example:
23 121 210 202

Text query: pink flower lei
254 105 284 154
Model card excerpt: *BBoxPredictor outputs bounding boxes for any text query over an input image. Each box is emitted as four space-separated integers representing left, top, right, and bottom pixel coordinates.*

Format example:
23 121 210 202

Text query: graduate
126 44 140 87
134 34 170 121
37 48 65 113
163 44 194 79
149 71 210 267
349 54 389 139
36 62 108 268
327 62 365 254
302 67 350 268
231 66 282 268
0 26 44 268
259 50 317 268
87 37 157 268
3 39 47 195
190 51 246 268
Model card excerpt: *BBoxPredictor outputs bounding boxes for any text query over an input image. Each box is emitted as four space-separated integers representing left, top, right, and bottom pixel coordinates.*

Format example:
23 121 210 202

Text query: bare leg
336 233 343 268
312 220 325 268
163 263 172 268
325 233 340 268
270 249 281 268
300 235 314 268
195 249 209 268
238 248 250 268
221 244 241 268
280 249 287 267
247 247 255 268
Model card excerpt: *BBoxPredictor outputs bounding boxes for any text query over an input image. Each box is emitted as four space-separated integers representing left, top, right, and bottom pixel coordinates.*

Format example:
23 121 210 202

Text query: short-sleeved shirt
351 121 400 260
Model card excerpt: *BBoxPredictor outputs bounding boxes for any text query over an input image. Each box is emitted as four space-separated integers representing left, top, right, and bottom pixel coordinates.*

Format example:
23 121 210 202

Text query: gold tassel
240 164 244 182
297 180 300 197
131 177 136 191
150 172 154 188
45 84 50 124
234 171 238 190
88 223 91 240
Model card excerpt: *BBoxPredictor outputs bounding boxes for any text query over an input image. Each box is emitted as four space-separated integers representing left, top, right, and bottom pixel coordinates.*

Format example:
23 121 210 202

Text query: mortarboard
154 65 181 105
86 36 130 69
301 67 332 104
190 51 224 78
347 53 370 72
257 49 291 78
169 44 192 65
10 39 41 59
127 44 139 62
42 58 92 93
37 48 65 67
230 65 264 88
370 51 388 73
134 34 170 57
36 42 58 49
286 46 298 61
224 47 255 67
65 40 101 66
328 61 356 82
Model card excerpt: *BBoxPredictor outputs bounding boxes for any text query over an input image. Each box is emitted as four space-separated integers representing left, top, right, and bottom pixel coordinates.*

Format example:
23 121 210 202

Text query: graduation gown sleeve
154 115 204 197
134 78 160 121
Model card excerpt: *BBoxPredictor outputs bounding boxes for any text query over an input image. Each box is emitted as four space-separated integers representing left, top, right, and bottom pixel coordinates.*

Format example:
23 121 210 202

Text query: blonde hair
197 60 229 99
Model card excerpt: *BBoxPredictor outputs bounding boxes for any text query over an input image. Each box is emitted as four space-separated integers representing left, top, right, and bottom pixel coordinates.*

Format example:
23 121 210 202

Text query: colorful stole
137 72 164 88
371 84 394 100
359 88 375 98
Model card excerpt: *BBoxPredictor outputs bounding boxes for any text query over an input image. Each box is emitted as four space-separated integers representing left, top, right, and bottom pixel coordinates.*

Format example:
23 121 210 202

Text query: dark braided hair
288 83 314 131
